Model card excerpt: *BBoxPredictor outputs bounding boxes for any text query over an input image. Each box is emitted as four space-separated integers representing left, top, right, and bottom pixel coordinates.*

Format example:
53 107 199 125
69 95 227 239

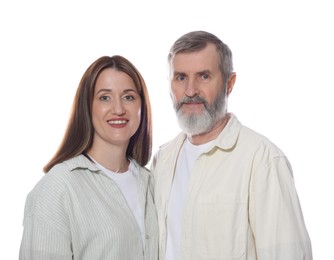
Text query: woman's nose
111 99 125 115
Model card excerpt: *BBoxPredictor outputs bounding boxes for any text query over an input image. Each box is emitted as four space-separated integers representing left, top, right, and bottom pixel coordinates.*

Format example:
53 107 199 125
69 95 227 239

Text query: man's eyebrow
173 70 212 76
172 71 185 76
196 70 212 75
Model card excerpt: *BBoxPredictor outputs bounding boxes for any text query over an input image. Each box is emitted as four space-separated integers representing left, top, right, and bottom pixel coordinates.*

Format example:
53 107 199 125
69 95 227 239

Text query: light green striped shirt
19 155 158 260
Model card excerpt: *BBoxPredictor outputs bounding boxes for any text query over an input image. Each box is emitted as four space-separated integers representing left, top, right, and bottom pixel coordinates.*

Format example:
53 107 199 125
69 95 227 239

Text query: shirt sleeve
19 215 73 260
249 155 313 259
19 172 73 260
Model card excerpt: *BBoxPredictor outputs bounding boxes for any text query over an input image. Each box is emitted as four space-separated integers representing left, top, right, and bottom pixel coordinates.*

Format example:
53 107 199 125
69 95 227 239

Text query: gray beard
174 89 227 135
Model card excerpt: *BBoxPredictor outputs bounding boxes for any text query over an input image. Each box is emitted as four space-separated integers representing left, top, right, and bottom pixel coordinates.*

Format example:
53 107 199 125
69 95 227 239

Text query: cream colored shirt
152 114 312 260
166 139 213 260
20 155 158 260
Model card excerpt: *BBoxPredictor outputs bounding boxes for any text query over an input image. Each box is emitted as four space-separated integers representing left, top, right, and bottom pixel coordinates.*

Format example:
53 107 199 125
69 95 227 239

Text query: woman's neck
87 144 129 173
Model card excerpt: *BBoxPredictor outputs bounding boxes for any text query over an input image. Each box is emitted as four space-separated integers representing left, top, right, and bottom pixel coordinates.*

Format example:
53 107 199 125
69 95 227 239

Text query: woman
19 55 158 259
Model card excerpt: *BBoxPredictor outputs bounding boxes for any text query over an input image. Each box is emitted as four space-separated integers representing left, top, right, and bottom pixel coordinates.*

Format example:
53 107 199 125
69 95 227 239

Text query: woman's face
91 68 142 149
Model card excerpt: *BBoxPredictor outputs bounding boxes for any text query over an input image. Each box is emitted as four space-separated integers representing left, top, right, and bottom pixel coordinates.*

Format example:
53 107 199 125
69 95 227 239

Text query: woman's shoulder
29 155 95 200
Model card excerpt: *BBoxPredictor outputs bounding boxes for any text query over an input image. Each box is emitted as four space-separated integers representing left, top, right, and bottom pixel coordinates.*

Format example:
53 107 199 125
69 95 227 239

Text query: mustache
175 96 208 111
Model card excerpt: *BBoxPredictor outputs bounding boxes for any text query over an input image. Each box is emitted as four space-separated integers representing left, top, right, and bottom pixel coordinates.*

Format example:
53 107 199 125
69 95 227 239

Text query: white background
1 0 333 259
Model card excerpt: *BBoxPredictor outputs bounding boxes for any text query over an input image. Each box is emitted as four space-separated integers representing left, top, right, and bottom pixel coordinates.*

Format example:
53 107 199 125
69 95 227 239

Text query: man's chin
177 119 211 135
178 109 205 117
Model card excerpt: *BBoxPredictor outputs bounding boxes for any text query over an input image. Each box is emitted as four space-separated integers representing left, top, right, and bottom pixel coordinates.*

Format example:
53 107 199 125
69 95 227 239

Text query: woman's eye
123 95 135 101
99 95 110 101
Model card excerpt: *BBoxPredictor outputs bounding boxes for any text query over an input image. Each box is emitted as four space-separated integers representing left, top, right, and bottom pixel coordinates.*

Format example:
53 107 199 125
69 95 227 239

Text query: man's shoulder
158 132 186 151
151 132 186 171
222 114 285 157
238 123 287 161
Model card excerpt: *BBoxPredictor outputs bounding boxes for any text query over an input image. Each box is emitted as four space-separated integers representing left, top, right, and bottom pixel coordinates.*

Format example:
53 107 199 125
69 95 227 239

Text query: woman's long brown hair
43 55 152 173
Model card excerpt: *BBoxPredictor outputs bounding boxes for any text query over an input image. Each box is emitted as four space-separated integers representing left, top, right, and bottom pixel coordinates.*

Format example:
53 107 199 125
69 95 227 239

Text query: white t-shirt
166 139 213 260
90 157 145 244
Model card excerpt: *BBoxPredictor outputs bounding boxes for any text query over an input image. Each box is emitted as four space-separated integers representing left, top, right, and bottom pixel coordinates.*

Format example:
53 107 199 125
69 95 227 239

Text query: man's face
169 43 227 135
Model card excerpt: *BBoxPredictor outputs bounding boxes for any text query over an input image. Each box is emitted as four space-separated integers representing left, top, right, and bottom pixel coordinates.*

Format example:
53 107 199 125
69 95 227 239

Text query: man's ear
226 72 236 96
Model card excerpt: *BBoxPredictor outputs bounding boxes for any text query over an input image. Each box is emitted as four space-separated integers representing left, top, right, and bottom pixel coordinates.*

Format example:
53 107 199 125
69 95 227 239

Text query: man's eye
176 75 186 81
174 74 186 81
201 73 210 80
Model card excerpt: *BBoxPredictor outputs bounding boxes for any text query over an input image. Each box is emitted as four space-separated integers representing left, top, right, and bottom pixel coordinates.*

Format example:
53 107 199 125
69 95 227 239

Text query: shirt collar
66 154 101 173
67 154 144 177
212 113 242 151
157 113 242 160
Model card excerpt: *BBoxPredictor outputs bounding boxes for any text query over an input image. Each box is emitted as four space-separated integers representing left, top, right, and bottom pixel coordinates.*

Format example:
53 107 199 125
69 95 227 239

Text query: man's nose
185 78 199 97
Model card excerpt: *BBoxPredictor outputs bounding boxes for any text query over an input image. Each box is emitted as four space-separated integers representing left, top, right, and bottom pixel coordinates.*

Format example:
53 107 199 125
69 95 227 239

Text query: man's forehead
171 46 219 71
171 58 219 75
